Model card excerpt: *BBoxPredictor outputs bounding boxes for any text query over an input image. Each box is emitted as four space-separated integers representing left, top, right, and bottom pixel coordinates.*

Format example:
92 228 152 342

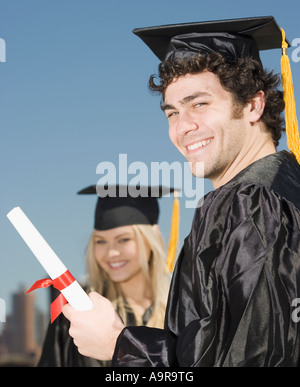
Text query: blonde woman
38 185 176 367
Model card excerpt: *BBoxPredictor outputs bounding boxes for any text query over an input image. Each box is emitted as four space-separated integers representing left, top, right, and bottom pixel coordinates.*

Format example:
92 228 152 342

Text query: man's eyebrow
161 92 212 112
161 103 175 112
182 92 212 104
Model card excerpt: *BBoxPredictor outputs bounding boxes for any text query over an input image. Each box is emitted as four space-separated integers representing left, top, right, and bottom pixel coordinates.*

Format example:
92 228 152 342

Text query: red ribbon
26 270 75 323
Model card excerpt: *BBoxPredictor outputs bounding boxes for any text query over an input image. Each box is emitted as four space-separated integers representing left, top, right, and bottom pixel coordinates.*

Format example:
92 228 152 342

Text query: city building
0 285 48 366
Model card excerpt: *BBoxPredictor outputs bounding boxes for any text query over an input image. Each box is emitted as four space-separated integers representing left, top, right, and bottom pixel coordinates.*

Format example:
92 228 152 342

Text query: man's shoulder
229 151 300 209
194 176 299 234
188 179 300 257
201 151 300 211
200 180 269 215
191 182 256 238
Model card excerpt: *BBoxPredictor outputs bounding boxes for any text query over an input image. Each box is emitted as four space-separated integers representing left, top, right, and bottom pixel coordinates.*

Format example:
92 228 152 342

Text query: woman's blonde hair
86 224 170 328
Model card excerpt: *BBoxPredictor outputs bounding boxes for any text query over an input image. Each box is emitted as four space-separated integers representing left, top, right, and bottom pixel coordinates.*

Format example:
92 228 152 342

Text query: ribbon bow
26 270 75 323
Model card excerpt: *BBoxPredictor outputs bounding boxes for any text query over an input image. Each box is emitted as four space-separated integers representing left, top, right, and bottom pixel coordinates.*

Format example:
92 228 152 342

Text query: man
63 16 300 366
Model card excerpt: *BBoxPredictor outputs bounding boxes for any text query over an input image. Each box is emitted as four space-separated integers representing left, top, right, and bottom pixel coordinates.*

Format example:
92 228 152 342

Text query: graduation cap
78 184 180 271
133 16 300 164
133 16 286 62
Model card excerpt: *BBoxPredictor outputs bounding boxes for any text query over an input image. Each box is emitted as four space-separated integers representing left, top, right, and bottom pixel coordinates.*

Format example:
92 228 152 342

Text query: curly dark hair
149 53 285 146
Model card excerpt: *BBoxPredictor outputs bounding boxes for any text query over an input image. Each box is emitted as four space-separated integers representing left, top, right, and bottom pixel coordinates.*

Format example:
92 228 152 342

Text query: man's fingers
88 291 107 304
59 292 124 360
62 303 73 320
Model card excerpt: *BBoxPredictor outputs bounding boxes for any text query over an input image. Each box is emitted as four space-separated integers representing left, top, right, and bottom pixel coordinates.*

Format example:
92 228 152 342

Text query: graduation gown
112 151 300 367
38 296 153 367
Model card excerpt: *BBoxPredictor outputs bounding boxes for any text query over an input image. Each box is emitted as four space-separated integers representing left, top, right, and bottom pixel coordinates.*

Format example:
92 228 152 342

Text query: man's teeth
188 139 211 151
109 261 126 268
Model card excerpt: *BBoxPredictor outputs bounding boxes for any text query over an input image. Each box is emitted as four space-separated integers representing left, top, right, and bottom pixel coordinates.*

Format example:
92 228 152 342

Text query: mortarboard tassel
166 190 180 272
280 28 300 164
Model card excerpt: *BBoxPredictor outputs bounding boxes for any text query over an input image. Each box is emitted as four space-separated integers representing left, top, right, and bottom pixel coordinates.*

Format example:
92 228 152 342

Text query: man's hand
62 292 125 360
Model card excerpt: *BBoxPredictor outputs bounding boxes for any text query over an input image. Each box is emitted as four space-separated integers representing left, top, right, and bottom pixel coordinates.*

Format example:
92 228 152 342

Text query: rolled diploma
7 206 93 311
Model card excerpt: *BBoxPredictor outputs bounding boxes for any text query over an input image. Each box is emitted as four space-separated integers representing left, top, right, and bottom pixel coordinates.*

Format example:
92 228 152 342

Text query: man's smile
186 137 213 152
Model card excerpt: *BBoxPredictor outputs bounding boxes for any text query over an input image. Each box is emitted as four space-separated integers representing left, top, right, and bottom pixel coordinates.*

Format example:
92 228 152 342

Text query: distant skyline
0 285 47 365
1 0 299 319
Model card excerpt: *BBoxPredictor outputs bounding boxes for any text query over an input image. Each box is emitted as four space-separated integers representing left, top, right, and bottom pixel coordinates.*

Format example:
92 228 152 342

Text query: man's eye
194 102 206 108
167 111 178 118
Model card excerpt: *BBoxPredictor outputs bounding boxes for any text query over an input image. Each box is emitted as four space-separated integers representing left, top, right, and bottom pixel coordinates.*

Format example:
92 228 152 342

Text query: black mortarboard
78 184 176 231
133 16 288 63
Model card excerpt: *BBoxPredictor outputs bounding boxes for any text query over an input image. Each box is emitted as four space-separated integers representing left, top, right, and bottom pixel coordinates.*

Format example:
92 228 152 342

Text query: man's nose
176 111 199 135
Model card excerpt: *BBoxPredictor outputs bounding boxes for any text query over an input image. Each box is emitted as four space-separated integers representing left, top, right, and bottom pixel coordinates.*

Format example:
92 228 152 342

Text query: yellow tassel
166 190 180 272
280 28 300 164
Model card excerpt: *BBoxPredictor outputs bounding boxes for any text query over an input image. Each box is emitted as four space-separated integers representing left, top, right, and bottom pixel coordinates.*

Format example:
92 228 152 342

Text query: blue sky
0 0 299 319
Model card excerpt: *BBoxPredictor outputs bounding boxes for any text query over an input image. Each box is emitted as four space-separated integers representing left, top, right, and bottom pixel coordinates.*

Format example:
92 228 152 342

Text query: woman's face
93 225 149 284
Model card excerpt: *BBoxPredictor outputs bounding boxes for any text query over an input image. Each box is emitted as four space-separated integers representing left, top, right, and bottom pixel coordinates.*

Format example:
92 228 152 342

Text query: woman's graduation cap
78 184 180 272
133 15 300 163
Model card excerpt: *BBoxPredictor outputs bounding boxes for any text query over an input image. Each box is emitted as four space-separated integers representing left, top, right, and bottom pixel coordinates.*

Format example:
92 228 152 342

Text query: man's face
163 71 250 184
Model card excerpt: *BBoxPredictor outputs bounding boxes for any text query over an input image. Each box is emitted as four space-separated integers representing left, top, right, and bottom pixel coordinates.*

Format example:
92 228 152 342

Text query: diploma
7 207 93 314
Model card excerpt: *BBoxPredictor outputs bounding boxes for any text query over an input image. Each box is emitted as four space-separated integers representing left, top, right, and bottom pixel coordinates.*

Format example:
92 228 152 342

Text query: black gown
38 296 153 367
112 151 300 367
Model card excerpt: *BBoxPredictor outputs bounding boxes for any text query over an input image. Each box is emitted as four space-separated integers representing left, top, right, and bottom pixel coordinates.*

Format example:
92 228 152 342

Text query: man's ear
248 90 266 123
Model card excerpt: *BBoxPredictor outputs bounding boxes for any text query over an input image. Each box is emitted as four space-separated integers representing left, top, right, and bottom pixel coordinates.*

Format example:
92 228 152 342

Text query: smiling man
63 16 300 367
